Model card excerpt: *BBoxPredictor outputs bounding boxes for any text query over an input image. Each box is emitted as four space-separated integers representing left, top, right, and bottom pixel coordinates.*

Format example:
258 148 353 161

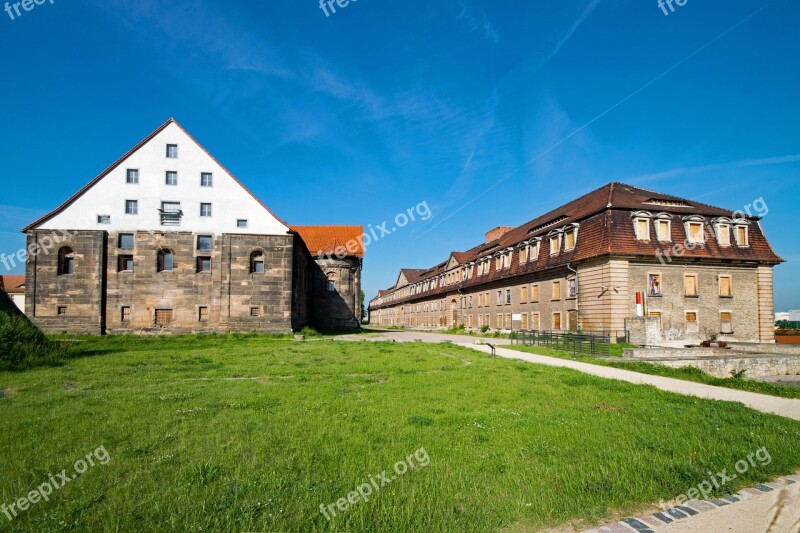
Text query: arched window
157 249 174 272
250 251 265 274
58 247 75 275
327 272 337 292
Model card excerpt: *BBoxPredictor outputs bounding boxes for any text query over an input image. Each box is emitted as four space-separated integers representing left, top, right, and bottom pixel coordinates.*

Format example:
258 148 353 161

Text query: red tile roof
0 275 25 294
291 226 365 258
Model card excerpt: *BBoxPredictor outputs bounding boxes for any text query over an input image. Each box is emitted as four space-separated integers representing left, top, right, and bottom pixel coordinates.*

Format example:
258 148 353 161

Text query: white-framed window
505 289 511 305
563 224 579 251
568 278 577 298
165 171 178 186
549 233 561 256
126 169 139 184
125 200 138 215
200 203 212 217
166 144 178 158
648 273 662 296
655 214 672 242
735 224 749 247
716 223 731 247
683 216 707 244
201 172 213 187
634 219 650 240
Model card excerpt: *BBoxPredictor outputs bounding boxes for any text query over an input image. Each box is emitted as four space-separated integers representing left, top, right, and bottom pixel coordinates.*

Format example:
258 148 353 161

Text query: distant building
23 119 362 334
369 183 783 343
0 275 25 312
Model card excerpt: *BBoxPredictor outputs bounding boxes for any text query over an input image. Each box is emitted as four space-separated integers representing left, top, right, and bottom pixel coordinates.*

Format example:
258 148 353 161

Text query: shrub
480 325 490 333
0 307 71 371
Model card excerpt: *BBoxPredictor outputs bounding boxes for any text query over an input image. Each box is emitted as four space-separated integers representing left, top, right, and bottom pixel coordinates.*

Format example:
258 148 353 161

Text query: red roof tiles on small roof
291 226 365 258
0 275 25 294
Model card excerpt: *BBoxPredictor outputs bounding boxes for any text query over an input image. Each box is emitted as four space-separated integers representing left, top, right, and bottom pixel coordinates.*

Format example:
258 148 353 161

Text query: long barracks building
369 183 783 343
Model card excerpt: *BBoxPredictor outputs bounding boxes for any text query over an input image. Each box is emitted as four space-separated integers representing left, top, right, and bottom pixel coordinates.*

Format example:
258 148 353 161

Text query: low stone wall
621 350 800 378
727 342 800 354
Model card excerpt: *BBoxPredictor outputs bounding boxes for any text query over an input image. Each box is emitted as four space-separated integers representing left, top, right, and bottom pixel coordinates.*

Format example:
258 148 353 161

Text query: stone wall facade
312 256 362 330
371 257 775 343
24 229 357 334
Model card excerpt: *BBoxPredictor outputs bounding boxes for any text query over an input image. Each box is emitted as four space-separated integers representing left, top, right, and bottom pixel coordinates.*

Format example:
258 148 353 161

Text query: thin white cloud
456 0 500 44
540 0 601 66
628 154 800 183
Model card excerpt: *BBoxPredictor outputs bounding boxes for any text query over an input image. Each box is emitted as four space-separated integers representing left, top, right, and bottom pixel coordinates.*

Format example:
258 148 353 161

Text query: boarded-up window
504 314 512 330
685 311 699 333
520 247 528 263
717 225 731 246
719 276 732 298
496 314 502 329
736 226 749 246
721 312 733 334
684 274 698 297
565 229 576 250
532 313 540 330
521 313 529 330
656 220 671 242
552 281 561 300
687 222 704 244
532 285 540 302
155 309 172 325
552 312 562 331
635 219 649 240
521 286 528 302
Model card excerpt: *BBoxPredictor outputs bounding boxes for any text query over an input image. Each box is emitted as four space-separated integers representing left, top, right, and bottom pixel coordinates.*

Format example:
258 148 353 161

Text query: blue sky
1 0 799 309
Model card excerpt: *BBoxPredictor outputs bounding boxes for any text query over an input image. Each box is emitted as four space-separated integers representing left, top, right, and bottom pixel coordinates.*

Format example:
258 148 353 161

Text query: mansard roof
371 182 783 308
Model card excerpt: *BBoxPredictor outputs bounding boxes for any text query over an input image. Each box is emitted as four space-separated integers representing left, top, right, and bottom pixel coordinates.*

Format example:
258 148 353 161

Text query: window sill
649 294 663 298
720 296 734 299
684 295 699 299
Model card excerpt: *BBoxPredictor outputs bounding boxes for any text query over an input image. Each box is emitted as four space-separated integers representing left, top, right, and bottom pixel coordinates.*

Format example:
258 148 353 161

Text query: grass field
1 335 799 532
507 344 800 399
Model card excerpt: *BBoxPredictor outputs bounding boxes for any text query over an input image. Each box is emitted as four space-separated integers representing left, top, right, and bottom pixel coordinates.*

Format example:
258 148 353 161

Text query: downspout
566 262 579 331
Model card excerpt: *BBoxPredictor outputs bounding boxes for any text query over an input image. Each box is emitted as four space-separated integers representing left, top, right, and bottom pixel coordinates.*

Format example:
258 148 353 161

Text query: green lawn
1 336 799 532
507 344 800 399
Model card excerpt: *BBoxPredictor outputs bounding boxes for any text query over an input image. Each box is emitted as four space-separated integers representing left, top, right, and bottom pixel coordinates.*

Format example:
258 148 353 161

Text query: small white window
634 219 650 241
656 220 671 242
166 171 178 186
166 144 178 158
200 203 212 217
201 173 213 187
237 219 248 228
126 169 139 184
125 200 138 215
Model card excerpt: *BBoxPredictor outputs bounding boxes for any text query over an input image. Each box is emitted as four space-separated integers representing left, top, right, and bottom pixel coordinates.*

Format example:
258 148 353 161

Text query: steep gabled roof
290 226 365 258
23 118 290 232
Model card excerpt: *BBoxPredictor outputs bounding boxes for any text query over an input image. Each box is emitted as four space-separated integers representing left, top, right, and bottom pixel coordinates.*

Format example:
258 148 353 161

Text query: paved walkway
337 329 800 421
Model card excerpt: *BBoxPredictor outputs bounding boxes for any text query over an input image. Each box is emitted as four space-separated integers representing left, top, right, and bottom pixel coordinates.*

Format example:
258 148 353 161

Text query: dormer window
735 223 750 247
563 224 579 251
632 211 653 241
712 218 731 247
549 232 562 256
531 238 541 261
683 216 707 245
519 242 529 264
655 214 672 242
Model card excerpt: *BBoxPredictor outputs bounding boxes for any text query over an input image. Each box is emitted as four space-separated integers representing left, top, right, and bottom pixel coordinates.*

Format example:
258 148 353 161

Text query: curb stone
582 476 795 533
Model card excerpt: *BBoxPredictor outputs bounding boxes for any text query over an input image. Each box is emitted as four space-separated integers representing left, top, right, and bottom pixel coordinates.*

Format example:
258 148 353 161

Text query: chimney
485 226 513 243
